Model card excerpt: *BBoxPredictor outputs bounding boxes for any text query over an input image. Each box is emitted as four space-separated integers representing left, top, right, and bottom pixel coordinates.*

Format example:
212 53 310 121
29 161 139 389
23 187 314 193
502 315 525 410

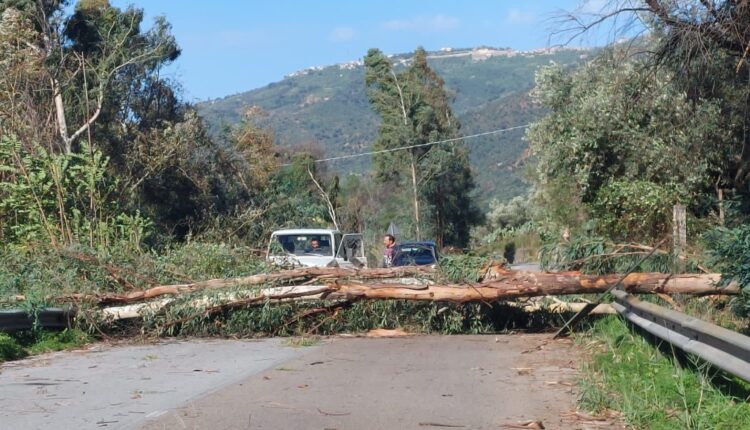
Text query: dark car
392 241 439 266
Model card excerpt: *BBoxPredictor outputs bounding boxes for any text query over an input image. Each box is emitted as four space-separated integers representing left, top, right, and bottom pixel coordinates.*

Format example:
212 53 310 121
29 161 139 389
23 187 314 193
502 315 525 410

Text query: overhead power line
280 124 530 166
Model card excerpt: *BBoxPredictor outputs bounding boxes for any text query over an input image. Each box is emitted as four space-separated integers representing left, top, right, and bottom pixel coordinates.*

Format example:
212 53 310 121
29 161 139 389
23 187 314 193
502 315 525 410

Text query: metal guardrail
611 289 750 382
0 308 75 332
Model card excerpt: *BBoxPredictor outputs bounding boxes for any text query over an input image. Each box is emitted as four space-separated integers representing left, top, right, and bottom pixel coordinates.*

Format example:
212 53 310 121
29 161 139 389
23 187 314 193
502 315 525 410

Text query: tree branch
308 167 340 231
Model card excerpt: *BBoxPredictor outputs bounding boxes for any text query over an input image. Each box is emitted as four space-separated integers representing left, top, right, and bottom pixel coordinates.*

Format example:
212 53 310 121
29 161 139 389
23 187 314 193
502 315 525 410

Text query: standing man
382 234 396 267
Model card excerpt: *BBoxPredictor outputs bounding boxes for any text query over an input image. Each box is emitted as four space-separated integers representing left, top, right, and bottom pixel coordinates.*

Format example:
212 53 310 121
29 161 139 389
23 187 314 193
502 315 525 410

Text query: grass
0 328 92 362
578 316 750 429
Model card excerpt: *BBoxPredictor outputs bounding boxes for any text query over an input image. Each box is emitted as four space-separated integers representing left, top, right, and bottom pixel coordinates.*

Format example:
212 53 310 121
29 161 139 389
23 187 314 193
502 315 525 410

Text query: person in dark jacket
381 234 396 267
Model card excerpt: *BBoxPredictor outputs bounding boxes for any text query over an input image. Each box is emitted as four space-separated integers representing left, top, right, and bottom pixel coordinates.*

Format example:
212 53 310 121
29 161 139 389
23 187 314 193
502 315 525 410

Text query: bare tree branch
308 167 340 231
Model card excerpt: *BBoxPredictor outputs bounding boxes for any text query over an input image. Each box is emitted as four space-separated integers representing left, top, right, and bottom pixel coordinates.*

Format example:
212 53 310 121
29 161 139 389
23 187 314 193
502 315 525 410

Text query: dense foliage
528 54 727 243
0 1 339 250
519 1 750 314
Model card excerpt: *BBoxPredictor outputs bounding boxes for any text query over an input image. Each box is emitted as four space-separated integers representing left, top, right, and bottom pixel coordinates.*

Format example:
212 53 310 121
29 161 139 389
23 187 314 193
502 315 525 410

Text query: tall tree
562 1 750 213
364 47 481 246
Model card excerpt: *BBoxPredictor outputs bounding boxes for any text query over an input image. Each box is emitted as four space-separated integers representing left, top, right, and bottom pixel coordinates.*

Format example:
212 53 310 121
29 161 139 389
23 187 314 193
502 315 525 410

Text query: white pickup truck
266 228 367 268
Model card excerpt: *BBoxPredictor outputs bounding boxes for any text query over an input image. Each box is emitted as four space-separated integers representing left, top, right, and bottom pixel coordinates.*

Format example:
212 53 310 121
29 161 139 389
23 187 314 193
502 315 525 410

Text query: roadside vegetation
0 328 91 362
579 317 750 429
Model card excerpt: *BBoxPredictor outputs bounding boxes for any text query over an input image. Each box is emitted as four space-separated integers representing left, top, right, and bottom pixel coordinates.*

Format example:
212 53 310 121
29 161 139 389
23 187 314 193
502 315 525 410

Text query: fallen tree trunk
327 273 737 302
99 285 333 320
97 272 737 322
90 269 736 306
480 270 737 295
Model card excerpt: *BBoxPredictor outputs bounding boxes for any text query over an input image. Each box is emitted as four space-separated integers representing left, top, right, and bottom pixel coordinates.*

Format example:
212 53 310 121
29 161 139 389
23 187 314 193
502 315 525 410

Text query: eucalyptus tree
364 47 481 246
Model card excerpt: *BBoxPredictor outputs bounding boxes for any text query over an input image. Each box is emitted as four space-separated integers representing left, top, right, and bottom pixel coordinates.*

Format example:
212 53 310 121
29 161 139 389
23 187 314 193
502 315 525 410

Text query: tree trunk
96 271 737 321
79 269 739 308
410 158 421 240
51 78 71 153
328 272 736 302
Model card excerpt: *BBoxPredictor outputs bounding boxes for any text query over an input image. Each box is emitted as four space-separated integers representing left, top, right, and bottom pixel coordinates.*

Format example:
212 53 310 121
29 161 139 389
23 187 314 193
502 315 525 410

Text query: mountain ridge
197 46 591 204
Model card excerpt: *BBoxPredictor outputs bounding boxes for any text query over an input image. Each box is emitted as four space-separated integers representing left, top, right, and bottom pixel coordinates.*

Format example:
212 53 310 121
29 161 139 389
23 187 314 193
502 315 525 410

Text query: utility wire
279 124 530 166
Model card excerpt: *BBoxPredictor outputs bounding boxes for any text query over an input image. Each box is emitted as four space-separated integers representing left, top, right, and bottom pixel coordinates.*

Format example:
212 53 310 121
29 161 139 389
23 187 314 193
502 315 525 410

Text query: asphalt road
1 334 621 430
0 338 307 430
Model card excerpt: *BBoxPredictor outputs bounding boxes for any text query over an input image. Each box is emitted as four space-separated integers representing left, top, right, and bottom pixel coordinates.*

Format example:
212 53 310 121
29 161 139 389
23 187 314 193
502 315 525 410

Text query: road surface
1 334 621 429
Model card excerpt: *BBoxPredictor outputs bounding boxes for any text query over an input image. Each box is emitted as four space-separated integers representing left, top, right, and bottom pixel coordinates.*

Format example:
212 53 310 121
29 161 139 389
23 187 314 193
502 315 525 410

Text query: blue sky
110 1 615 101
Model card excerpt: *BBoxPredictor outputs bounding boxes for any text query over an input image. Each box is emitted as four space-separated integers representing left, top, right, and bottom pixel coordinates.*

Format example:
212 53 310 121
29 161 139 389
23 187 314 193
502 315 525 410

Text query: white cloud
382 15 459 32
505 8 536 25
329 26 355 42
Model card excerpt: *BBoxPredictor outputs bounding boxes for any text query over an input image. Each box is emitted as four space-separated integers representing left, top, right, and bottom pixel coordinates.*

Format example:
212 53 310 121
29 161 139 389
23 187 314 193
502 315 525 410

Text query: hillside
197 47 590 204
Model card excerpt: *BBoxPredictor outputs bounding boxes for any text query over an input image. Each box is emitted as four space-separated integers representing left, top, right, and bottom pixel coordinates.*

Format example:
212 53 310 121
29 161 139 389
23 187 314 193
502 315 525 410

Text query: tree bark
96 271 736 322
86 266 438 305
410 158 421 240
51 78 71 153
85 269 739 307
327 272 737 302
308 168 339 231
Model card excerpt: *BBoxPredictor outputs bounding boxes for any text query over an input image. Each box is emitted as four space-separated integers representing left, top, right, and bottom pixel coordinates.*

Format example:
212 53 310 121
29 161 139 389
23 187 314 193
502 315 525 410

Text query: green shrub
0 333 27 362
26 329 91 355
539 232 695 274
592 180 679 242
705 225 750 316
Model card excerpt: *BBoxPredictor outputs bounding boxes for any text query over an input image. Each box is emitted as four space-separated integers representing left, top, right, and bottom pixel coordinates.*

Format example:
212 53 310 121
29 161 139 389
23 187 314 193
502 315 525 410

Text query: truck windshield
270 234 334 257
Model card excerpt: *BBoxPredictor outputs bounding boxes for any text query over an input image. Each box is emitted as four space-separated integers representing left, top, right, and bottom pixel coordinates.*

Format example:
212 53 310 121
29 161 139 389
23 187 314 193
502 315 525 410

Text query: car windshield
393 244 436 266
271 234 333 257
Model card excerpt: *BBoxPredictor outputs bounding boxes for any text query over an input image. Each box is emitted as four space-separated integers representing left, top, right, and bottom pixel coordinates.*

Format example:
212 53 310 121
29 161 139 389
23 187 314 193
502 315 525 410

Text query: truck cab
266 228 367 268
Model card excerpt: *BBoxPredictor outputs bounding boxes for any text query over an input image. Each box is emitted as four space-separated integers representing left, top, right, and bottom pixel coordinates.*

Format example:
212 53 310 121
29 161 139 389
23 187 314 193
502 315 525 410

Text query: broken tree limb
99 285 332 320
117 266 435 301
508 301 616 315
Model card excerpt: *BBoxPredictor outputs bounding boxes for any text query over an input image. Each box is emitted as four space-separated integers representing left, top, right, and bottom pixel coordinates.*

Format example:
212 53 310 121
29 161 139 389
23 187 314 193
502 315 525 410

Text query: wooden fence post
673 204 687 273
